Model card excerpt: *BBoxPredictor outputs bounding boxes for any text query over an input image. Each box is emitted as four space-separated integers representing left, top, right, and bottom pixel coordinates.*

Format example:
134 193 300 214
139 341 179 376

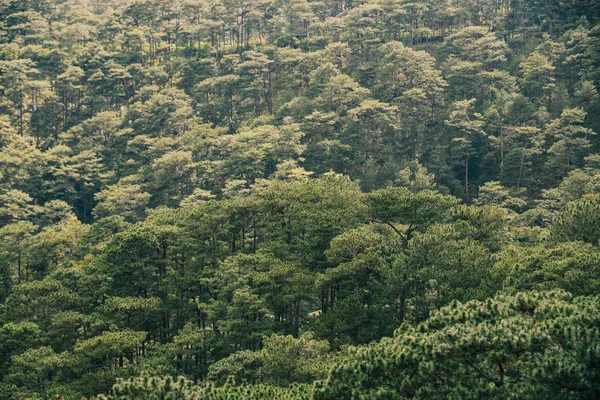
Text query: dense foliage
0 0 600 398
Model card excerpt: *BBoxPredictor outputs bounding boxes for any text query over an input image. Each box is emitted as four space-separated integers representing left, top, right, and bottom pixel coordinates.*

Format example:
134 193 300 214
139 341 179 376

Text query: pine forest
0 0 600 398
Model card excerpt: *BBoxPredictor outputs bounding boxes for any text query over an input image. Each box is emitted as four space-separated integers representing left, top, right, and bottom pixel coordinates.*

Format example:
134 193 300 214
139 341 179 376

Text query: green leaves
1 1 600 399
551 194 600 245
545 108 595 180
75 330 146 360
369 187 459 242
93 183 151 222
315 291 600 400
499 242 600 295
105 376 312 399
208 334 330 386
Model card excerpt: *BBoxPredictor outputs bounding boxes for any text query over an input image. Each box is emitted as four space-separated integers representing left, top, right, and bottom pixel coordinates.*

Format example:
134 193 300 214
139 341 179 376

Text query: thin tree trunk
465 137 470 200
516 146 526 189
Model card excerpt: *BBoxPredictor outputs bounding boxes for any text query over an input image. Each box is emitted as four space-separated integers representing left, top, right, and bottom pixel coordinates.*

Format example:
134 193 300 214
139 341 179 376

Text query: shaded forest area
1 0 600 398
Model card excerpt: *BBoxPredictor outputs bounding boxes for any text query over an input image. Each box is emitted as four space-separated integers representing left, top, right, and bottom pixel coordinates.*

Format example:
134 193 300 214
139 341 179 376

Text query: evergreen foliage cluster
0 0 600 398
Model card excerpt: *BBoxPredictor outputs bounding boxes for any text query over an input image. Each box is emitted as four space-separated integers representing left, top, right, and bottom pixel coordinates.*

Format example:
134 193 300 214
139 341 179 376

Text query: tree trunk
465 137 470 200
516 146 526 189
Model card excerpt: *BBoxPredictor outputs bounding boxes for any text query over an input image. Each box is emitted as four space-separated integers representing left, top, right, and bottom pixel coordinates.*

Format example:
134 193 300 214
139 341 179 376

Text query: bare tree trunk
465 137 470 200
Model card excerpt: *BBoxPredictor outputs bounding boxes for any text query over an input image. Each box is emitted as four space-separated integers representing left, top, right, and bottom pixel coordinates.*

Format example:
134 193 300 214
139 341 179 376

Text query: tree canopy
0 0 600 398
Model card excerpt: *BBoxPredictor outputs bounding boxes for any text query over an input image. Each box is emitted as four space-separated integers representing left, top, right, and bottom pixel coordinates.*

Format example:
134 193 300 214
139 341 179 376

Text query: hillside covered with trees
1 0 600 398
